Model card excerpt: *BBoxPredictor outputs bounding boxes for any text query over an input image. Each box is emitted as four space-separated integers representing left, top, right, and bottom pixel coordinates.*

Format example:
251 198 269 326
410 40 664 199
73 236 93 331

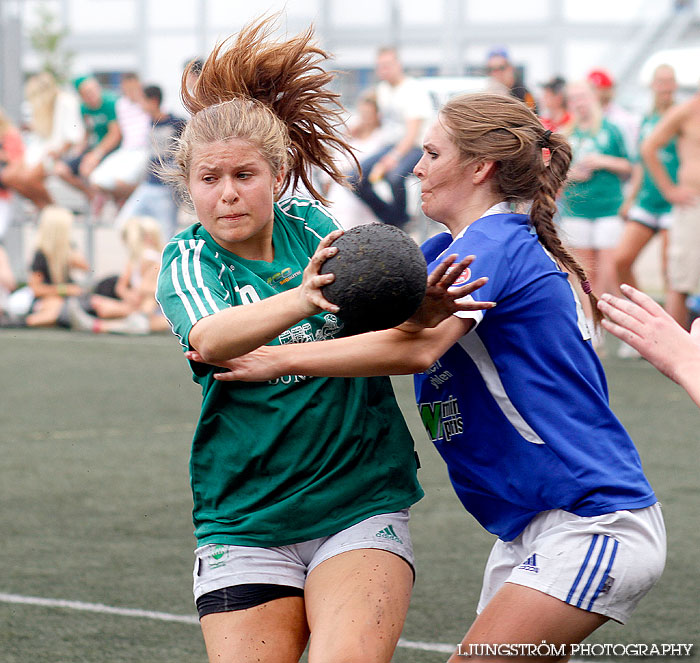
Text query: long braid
529 133 602 325
440 93 602 326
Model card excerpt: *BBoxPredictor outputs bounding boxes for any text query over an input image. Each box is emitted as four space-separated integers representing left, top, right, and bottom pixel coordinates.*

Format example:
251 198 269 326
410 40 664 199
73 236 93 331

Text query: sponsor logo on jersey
450 266 471 287
267 267 302 287
375 524 403 545
419 394 464 443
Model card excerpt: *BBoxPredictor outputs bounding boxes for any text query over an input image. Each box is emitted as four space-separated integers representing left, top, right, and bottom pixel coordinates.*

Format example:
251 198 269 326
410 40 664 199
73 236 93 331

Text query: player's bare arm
598 284 700 407
189 230 342 363
641 100 696 205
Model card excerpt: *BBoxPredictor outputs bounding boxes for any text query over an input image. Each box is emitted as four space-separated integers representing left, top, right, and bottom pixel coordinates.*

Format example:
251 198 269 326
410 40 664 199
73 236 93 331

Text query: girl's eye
237 172 252 179
429 152 438 159
202 175 216 183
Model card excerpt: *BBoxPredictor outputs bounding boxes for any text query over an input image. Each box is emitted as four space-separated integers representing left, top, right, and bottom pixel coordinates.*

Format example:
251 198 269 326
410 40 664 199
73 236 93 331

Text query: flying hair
176 16 359 204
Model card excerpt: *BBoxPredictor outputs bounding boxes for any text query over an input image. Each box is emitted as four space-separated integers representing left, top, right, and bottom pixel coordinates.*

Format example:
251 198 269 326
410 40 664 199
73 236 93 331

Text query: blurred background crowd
0 0 699 353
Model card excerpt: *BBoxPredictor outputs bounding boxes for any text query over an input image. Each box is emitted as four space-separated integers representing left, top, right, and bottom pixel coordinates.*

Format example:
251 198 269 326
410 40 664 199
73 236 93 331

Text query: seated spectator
25 205 89 328
23 71 84 173
350 47 433 228
53 76 121 204
539 76 571 132
0 243 16 316
68 215 168 334
324 92 383 229
89 72 151 208
114 84 185 238
486 47 537 113
0 105 52 211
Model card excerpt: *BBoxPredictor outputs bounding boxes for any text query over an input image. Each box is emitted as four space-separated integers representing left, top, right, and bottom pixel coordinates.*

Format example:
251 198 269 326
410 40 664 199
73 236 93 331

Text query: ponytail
172 16 358 205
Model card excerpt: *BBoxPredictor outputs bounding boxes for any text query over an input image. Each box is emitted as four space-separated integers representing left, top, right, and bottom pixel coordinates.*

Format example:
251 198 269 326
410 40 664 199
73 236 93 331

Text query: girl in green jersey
156 17 485 663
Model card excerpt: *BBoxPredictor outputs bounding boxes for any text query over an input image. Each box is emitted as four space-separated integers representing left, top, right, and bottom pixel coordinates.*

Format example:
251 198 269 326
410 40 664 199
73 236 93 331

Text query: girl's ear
273 165 286 198
472 160 497 185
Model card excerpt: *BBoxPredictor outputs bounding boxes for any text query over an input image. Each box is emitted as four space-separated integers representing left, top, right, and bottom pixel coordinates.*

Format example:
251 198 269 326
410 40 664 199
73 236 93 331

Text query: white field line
0 592 601 660
1 592 451 653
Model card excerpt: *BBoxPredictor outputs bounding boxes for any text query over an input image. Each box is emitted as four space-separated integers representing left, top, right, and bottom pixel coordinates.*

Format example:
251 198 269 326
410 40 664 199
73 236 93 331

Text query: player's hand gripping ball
320 223 427 335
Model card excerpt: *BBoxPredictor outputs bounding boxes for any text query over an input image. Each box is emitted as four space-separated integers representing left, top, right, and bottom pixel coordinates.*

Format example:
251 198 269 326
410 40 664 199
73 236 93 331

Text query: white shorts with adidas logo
477 504 666 624
192 509 414 602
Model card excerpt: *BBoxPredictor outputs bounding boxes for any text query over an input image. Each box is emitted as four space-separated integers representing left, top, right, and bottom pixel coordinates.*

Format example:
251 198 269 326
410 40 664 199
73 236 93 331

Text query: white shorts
627 205 671 232
560 215 624 250
477 504 666 624
89 147 149 189
192 509 414 602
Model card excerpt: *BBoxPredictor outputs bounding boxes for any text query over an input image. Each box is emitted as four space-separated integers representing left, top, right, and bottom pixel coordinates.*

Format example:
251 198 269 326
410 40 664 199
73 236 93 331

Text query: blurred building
2 0 700 119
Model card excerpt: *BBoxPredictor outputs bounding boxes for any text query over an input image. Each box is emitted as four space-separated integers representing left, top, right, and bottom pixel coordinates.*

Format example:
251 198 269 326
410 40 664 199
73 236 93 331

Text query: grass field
1 328 698 662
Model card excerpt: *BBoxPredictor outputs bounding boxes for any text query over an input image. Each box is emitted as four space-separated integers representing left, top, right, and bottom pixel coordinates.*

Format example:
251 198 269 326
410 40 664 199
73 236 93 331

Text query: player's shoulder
421 231 453 263
276 197 342 233
161 224 214 263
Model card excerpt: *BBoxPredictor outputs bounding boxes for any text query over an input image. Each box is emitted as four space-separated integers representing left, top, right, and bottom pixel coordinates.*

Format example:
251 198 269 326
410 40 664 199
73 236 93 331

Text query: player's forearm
282 316 470 378
676 365 700 409
623 165 643 203
640 141 674 196
279 329 432 377
189 288 314 362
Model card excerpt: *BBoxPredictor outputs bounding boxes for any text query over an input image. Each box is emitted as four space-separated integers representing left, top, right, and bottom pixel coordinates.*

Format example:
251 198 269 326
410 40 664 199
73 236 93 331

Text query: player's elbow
403 343 441 374
639 138 656 164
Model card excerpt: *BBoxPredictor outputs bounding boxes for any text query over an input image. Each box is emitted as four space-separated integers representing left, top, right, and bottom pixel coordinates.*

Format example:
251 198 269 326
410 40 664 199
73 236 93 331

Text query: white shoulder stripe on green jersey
174 240 220 321
177 241 211 318
278 197 343 233
192 240 221 313
170 258 197 324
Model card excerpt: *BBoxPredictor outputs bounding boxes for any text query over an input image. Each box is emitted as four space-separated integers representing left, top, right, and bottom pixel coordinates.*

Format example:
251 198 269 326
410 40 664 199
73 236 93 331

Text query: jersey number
234 284 261 305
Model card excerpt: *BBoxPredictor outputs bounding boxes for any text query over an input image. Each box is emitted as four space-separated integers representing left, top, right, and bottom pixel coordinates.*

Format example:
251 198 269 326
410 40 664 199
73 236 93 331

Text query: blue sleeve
427 228 511 305
420 232 453 265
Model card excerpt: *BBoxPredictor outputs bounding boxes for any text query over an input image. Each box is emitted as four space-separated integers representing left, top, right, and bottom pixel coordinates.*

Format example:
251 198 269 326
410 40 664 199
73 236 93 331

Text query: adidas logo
518 554 539 573
375 524 403 545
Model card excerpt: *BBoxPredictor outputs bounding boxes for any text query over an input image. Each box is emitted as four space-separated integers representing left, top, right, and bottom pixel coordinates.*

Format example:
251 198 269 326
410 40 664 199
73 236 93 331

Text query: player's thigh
304 548 413 663
449 582 607 663
200 595 308 663
614 221 654 266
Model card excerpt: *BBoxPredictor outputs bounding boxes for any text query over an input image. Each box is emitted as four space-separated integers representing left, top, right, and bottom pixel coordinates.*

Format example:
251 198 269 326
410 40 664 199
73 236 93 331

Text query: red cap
587 69 614 89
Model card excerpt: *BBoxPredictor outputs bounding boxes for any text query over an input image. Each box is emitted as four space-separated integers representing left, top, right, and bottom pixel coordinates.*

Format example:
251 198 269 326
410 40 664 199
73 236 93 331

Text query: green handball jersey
636 111 678 215
563 118 628 219
157 197 423 547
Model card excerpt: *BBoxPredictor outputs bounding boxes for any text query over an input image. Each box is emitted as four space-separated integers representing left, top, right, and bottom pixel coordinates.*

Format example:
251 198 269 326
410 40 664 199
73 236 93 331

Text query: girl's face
567 84 596 122
413 120 470 225
188 138 284 259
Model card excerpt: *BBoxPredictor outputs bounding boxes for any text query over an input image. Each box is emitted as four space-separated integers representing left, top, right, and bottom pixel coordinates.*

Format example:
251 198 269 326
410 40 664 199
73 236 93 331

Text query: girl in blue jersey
156 17 488 663
199 93 667 661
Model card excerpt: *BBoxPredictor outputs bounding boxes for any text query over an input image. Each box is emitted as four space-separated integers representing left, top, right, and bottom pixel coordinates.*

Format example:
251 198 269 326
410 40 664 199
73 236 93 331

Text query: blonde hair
440 92 601 322
35 205 74 285
25 72 59 139
163 16 358 206
121 216 164 262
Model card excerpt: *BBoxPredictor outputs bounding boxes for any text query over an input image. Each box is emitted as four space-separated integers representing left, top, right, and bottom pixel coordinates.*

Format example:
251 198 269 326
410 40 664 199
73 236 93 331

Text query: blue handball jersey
414 209 656 542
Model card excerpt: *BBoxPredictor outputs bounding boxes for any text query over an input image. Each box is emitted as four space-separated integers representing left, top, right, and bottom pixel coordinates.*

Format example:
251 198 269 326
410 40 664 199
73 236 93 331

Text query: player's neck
445 192 503 238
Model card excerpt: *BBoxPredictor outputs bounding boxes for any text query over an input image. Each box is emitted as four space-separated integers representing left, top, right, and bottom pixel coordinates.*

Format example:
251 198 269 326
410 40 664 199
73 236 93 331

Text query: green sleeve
156 238 233 350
